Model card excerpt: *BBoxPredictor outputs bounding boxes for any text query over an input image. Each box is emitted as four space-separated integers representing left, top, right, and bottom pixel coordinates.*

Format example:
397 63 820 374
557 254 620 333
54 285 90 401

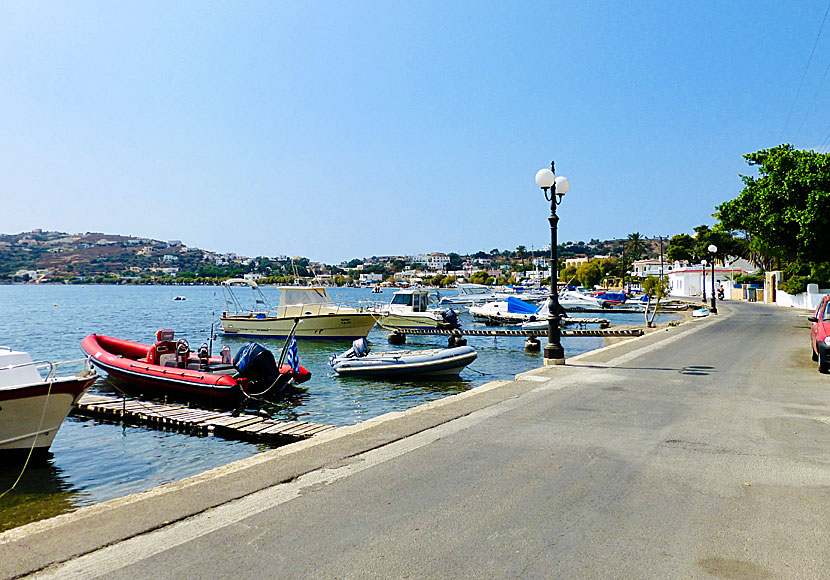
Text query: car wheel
812 347 819 362
820 356 829 374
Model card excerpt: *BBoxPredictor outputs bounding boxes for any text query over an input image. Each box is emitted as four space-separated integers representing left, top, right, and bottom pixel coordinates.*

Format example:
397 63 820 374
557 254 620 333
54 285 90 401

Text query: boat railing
0 357 95 381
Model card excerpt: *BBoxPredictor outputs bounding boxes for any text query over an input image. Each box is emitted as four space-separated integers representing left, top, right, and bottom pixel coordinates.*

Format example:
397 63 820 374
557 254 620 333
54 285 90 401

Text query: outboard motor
329 338 370 369
441 308 461 329
352 338 369 357
233 342 280 387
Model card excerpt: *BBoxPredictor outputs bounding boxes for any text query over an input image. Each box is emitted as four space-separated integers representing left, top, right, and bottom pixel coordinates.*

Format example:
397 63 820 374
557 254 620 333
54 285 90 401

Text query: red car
808 295 830 374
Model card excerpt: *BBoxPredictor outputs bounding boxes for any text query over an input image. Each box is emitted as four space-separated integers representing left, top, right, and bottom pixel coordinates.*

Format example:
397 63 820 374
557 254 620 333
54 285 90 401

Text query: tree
516 245 526 266
716 144 830 265
641 275 670 327
625 232 646 262
667 233 696 263
576 260 603 289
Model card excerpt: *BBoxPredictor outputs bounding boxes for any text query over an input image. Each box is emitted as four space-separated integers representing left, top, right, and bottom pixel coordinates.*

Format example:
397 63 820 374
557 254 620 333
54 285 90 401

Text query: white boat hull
221 312 377 339
0 376 96 452
331 346 477 378
375 312 447 330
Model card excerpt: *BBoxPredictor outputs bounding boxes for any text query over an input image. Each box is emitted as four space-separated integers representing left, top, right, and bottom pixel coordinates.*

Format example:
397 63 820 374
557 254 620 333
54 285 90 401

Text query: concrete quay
1 300 828 579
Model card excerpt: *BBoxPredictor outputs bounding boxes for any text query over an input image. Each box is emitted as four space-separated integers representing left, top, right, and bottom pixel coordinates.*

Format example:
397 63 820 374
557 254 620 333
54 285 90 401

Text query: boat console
148 329 179 366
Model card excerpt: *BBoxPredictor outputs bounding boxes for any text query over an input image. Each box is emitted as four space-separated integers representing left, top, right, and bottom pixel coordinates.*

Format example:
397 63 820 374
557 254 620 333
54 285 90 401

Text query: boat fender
448 329 466 348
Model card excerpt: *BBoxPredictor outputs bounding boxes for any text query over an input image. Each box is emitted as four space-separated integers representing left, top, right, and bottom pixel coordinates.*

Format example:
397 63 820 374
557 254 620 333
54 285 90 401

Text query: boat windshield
391 293 413 306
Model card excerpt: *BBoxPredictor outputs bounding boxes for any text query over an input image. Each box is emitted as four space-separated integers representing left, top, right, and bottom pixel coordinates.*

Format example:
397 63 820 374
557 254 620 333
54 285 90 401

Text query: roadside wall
775 284 830 310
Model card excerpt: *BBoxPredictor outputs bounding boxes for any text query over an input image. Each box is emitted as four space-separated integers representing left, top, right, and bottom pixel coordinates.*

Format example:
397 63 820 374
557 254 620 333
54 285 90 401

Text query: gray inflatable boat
329 338 477 378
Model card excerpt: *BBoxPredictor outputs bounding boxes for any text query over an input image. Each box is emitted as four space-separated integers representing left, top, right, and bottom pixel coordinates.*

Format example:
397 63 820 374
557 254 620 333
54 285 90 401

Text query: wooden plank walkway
73 393 336 443
394 327 645 338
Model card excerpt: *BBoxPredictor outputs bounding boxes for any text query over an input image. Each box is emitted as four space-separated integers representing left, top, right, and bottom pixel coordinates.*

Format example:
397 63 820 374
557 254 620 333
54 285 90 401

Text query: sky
2 1 830 264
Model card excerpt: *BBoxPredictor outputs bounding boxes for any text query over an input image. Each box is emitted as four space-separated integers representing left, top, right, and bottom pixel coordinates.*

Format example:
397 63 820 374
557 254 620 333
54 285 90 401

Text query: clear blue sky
2 1 828 263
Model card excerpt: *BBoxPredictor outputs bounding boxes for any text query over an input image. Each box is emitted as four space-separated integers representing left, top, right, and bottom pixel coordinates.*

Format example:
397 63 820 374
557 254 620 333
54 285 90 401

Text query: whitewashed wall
775 284 830 310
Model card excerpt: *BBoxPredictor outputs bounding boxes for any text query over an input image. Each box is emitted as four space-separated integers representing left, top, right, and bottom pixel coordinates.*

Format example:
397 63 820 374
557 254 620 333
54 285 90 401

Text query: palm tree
625 232 646 262
516 245 526 266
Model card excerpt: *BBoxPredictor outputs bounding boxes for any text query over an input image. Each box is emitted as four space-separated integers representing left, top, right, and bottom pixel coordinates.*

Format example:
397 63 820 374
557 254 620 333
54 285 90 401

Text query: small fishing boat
1 347 98 456
81 329 310 404
220 280 377 339
692 308 710 318
370 289 460 330
329 338 477 378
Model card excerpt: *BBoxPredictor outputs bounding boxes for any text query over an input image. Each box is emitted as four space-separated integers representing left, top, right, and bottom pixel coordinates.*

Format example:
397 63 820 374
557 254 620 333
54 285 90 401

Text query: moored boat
81 330 310 404
370 289 460 330
469 296 545 325
220 280 377 339
329 338 477 378
0 347 98 456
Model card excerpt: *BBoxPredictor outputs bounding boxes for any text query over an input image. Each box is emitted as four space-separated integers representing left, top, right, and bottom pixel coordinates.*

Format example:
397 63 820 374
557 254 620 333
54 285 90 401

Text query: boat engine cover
233 342 280 385
352 338 369 357
441 308 460 329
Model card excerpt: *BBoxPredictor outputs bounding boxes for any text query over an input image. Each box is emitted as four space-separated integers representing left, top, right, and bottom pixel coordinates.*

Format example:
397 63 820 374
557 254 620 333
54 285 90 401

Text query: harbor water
0 285 675 532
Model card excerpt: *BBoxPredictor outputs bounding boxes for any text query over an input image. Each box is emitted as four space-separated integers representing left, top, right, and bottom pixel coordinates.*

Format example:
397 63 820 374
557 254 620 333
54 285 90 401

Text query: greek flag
286 336 299 374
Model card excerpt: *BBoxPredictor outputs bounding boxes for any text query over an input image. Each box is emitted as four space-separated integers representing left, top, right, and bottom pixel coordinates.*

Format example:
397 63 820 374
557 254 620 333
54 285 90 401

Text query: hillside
0 230 666 283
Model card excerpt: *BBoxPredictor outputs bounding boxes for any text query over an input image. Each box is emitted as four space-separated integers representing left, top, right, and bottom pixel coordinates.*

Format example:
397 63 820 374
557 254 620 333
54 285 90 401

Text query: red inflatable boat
81 330 311 404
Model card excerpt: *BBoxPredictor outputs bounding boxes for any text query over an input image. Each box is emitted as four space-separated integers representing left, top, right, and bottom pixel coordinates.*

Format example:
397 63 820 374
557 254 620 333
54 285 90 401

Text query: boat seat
148 341 178 365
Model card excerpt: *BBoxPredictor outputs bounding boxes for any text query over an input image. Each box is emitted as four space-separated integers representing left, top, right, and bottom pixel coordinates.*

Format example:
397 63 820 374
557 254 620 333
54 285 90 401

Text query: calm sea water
0 285 672 531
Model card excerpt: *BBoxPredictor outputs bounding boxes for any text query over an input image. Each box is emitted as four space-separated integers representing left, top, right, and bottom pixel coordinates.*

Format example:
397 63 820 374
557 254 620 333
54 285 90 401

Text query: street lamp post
708 244 718 314
701 259 707 303
535 162 570 366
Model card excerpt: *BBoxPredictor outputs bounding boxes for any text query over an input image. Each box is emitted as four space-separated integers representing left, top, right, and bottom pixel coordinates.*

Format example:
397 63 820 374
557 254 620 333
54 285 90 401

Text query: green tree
576 260 603 288
667 233 696 263
625 232 646 262
716 144 830 265
516 245 526 266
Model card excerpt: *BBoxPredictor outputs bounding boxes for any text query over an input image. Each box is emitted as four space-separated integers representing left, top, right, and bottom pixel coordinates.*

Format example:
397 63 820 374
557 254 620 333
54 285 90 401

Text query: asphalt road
5 300 829 579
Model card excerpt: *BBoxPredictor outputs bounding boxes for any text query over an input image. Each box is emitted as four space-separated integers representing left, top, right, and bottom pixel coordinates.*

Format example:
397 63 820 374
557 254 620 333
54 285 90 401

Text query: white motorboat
558 290 608 310
220 280 377 340
439 283 501 305
370 289 460 330
329 339 477 378
0 347 98 455
469 296 545 325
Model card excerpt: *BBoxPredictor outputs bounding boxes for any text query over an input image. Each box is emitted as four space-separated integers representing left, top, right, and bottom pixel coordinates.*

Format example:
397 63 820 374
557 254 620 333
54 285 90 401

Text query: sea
0 285 674 532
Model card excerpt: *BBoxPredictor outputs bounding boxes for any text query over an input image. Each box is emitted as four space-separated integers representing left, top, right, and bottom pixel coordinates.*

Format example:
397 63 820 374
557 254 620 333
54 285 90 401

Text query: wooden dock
393 327 645 338
73 393 336 443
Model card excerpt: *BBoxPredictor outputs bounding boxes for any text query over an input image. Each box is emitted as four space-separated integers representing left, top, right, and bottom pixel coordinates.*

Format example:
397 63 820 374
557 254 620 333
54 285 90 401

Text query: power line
779 0 830 142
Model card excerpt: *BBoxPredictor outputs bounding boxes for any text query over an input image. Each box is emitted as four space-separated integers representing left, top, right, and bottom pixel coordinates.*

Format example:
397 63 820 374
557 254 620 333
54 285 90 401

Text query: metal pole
702 263 707 303
544 162 564 365
710 259 718 314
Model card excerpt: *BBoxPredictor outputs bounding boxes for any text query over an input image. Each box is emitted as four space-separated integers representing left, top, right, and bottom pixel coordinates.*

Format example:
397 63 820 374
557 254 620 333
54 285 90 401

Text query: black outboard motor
234 342 280 387
441 308 461 329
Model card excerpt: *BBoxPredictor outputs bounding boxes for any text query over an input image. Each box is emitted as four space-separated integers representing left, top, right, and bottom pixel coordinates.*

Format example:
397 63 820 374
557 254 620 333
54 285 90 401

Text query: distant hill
0 230 668 283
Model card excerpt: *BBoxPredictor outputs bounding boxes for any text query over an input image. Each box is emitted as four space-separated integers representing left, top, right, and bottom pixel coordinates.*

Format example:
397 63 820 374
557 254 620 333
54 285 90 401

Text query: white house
359 273 383 283
630 258 675 278
414 253 450 270
668 264 749 298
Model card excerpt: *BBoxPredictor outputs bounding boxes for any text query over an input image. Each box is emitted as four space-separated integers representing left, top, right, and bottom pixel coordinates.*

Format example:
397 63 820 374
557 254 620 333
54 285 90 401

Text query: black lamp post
701 259 707 303
535 162 570 366
708 244 718 314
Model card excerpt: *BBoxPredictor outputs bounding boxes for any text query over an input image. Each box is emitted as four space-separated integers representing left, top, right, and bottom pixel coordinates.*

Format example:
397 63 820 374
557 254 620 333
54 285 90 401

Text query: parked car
808 295 830 374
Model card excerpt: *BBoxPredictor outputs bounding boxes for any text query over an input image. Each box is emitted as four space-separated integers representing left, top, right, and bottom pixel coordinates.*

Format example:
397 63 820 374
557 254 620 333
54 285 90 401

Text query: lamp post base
543 344 565 365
